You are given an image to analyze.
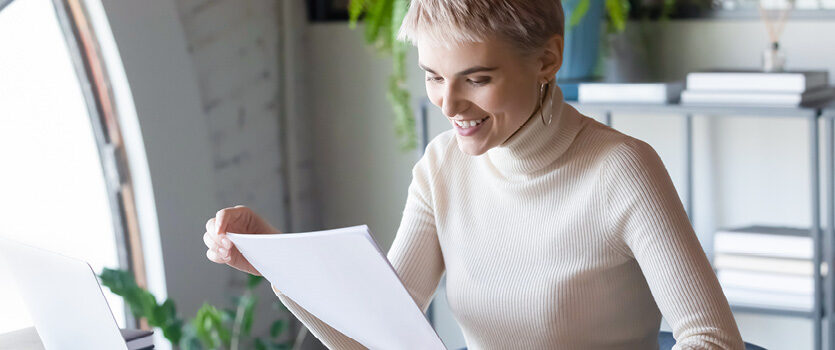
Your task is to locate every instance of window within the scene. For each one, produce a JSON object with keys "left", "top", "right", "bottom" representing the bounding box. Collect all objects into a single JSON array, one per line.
[{"left": 0, "top": 0, "right": 143, "bottom": 333}]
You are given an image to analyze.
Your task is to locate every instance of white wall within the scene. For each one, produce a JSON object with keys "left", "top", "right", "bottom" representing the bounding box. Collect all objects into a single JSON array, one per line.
[
  {"left": 306, "top": 24, "right": 421, "bottom": 251},
  {"left": 305, "top": 19, "right": 835, "bottom": 350}
]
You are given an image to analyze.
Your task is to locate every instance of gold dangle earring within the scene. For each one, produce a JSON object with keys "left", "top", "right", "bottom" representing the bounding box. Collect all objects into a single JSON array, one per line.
[
  {"left": 540, "top": 80, "right": 554, "bottom": 126},
  {"left": 546, "top": 79, "right": 556, "bottom": 125},
  {"left": 535, "top": 81, "right": 546, "bottom": 121}
]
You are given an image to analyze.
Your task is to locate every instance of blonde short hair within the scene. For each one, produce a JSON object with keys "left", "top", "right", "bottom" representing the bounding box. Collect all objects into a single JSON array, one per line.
[{"left": 397, "top": 0, "right": 564, "bottom": 53}]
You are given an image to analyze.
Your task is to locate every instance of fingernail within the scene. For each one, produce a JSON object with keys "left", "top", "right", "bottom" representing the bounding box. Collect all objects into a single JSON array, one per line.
[
  {"left": 222, "top": 238, "right": 231, "bottom": 247},
  {"left": 218, "top": 248, "right": 227, "bottom": 255}
]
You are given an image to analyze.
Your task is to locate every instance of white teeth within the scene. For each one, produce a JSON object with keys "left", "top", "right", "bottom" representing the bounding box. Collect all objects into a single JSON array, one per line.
[{"left": 455, "top": 117, "right": 488, "bottom": 129}]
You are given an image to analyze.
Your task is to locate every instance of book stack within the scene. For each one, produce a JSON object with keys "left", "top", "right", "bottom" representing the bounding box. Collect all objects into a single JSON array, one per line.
[
  {"left": 682, "top": 70, "right": 835, "bottom": 107},
  {"left": 713, "top": 225, "right": 824, "bottom": 312},
  {"left": 577, "top": 82, "right": 683, "bottom": 104}
]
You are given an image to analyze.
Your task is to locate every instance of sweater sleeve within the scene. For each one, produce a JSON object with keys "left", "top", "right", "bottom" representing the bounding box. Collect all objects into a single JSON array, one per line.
[
  {"left": 272, "top": 137, "right": 446, "bottom": 349},
  {"left": 605, "top": 139, "right": 745, "bottom": 350}
]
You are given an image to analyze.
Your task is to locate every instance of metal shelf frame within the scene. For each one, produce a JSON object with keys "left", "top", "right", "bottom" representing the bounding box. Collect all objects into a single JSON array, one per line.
[{"left": 570, "top": 101, "right": 834, "bottom": 350}]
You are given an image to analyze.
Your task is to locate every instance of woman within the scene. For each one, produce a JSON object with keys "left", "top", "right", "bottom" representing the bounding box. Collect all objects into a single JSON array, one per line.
[{"left": 203, "top": 0, "right": 745, "bottom": 348}]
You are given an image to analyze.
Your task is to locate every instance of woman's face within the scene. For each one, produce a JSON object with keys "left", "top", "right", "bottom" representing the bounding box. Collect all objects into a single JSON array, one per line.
[{"left": 418, "top": 36, "right": 561, "bottom": 155}]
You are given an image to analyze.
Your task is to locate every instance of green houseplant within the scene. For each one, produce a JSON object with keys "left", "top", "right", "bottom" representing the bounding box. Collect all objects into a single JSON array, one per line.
[
  {"left": 99, "top": 268, "right": 305, "bottom": 350},
  {"left": 346, "top": 0, "right": 694, "bottom": 148}
]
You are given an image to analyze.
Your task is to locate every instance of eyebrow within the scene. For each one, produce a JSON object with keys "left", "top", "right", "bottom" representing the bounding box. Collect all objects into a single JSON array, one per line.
[{"left": 419, "top": 63, "right": 498, "bottom": 76}]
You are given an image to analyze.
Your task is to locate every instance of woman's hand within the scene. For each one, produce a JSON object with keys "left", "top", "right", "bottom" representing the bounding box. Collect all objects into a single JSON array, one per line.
[{"left": 203, "top": 205, "right": 281, "bottom": 276}]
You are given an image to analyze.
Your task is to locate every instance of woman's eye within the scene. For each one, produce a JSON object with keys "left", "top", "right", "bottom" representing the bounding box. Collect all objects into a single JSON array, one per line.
[
  {"left": 467, "top": 78, "right": 490, "bottom": 86},
  {"left": 426, "top": 76, "right": 444, "bottom": 83}
]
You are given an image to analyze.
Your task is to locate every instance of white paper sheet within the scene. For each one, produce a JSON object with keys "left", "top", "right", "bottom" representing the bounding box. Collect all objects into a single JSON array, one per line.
[{"left": 227, "top": 225, "right": 447, "bottom": 350}]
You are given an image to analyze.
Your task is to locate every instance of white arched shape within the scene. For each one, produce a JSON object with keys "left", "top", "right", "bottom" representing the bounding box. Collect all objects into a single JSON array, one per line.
[
  {"left": 82, "top": 0, "right": 227, "bottom": 348},
  {"left": 82, "top": 0, "right": 167, "bottom": 311}
]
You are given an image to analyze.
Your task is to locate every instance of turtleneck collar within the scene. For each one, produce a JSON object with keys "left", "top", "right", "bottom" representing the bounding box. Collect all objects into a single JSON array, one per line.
[{"left": 484, "top": 87, "right": 584, "bottom": 180}]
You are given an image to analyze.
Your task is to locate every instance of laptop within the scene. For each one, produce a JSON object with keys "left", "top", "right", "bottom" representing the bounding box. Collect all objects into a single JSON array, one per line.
[{"left": 0, "top": 238, "right": 153, "bottom": 349}]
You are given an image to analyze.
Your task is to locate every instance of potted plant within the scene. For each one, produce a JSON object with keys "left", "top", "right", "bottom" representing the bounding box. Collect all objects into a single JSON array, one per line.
[{"left": 99, "top": 268, "right": 305, "bottom": 350}]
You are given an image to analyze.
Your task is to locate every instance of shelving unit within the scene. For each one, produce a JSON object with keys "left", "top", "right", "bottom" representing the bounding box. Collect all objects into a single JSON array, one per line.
[
  {"left": 823, "top": 104, "right": 835, "bottom": 350},
  {"left": 568, "top": 100, "right": 835, "bottom": 350}
]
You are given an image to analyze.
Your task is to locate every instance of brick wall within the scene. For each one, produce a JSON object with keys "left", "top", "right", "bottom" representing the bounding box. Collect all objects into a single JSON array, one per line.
[{"left": 174, "top": 0, "right": 287, "bottom": 228}]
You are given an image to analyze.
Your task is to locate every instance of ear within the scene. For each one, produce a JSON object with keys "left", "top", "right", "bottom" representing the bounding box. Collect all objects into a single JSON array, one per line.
[{"left": 538, "top": 34, "right": 564, "bottom": 82}]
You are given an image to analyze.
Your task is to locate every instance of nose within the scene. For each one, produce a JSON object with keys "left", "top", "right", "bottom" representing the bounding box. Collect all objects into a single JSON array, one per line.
[{"left": 440, "top": 83, "right": 467, "bottom": 118}]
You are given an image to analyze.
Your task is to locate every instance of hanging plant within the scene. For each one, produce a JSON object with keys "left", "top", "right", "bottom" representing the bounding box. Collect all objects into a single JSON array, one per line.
[{"left": 348, "top": 0, "right": 415, "bottom": 150}]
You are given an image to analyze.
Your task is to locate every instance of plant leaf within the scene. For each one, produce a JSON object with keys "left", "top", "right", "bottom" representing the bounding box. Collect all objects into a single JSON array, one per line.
[
  {"left": 154, "top": 299, "right": 177, "bottom": 324},
  {"left": 348, "top": 0, "right": 367, "bottom": 27},
  {"left": 99, "top": 268, "right": 184, "bottom": 344},
  {"left": 568, "top": 0, "right": 591, "bottom": 29},
  {"left": 221, "top": 308, "right": 236, "bottom": 323},
  {"left": 247, "top": 275, "right": 264, "bottom": 289},
  {"left": 270, "top": 320, "right": 287, "bottom": 338},
  {"left": 387, "top": 72, "right": 416, "bottom": 150},
  {"left": 365, "top": 0, "right": 394, "bottom": 52},
  {"left": 661, "top": 0, "right": 675, "bottom": 20},
  {"left": 241, "top": 294, "right": 258, "bottom": 336},
  {"left": 193, "top": 303, "right": 230, "bottom": 348},
  {"left": 254, "top": 338, "right": 268, "bottom": 350},
  {"left": 364, "top": 0, "right": 386, "bottom": 44},
  {"left": 605, "top": 0, "right": 629, "bottom": 33},
  {"left": 390, "top": 0, "right": 409, "bottom": 46},
  {"left": 273, "top": 301, "right": 287, "bottom": 311}
]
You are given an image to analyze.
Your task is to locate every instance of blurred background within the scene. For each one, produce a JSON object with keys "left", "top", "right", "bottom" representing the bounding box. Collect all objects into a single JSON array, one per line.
[{"left": 1, "top": 0, "right": 835, "bottom": 349}]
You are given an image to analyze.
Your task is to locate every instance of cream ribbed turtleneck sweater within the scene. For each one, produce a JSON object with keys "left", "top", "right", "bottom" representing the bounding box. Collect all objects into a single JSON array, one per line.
[{"left": 274, "top": 93, "right": 744, "bottom": 349}]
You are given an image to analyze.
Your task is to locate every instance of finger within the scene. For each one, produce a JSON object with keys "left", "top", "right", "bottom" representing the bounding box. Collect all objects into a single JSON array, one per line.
[
  {"left": 203, "top": 231, "right": 218, "bottom": 250},
  {"left": 217, "top": 245, "right": 230, "bottom": 258},
  {"left": 205, "top": 218, "right": 222, "bottom": 246},
  {"left": 227, "top": 247, "right": 254, "bottom": 273},
  {"left": 215, "top": 208, "right": 237, "bottom": 235},
  {"left": 219, "top": 235, "right": 232, "bottom": 249},
  {"left": 206, "top": 249, "right": 228, "bottom": 264},
  {"left": 205, "top": 217, "right": 215, "bottom": 233}
]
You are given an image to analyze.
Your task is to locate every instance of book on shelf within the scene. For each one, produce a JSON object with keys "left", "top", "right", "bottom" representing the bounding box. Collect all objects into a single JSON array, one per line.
[
  {"left": 713, "top": 253, "right": 827, "bottom": 276},
  {"left": 686, "top": 70, "right": 829, "bottom": 93},
  {"left": 121, "top": 329, "right": 154, "bottom": 350},
  {"left": 722, "top": 285, "right": 813, "bottom": 312},
  {"left": 577, "top": 82, "right": 683, "bottom": 104},
  {"left": 713, "top": 225, "right": 811, "bottom": 259},
  {"left": 680, "top": 86, "right": 835, "bottom": 107},
  {"left": 712, "top": 225, "right": 825, "bottom": 313},
  {"left": 717, "top": 269, "right": 813, "bottom": 295}
]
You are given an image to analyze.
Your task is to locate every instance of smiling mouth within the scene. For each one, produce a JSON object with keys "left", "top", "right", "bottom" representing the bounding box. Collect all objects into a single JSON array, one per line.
[{"left": 453, "top": 116, "right": 490, "bottom": 129}]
